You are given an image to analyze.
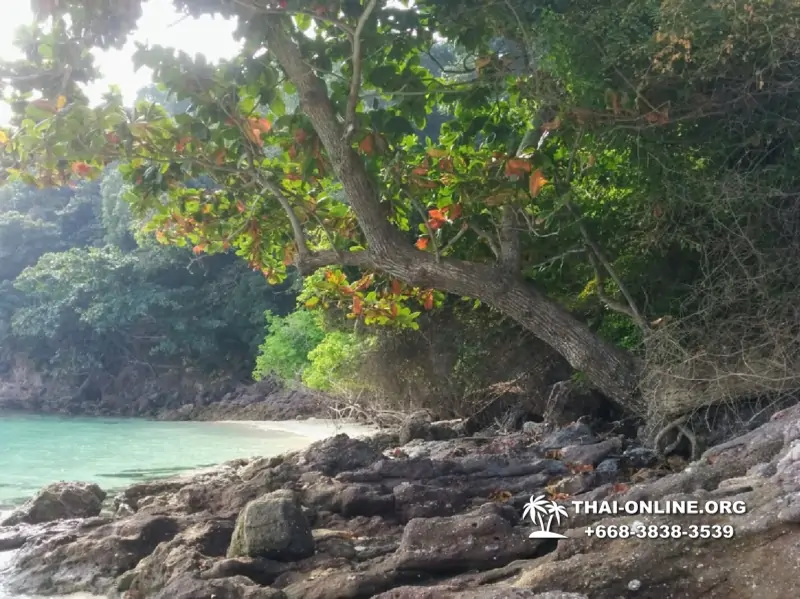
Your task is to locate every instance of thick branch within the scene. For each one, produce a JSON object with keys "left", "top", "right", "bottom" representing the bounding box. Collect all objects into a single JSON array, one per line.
[
  {"left": 585, "top": 245, "right": 648, "bottom": 330},
  {"left": 344, "top": 0, "right": 380, "bottom": 142},
  {"left": 265, "top": 17, "right": 403, "bottom": 256},
  {"left": 262, "top": 178, "right": 311, "bottom": 258},
  {"left": 295, "top": 248, "right": 375, "bottom": 274}
]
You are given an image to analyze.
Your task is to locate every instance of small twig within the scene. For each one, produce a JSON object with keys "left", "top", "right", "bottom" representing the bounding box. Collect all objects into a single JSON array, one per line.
[
  {"left": 344, "top": 0, "right": 379, "bottom": 143},
  {"left": 470, "top": 223, "right": 500, "bottom": 258},
  {"left": 440, "top": 222, "right": 469, "bottom": 255}
]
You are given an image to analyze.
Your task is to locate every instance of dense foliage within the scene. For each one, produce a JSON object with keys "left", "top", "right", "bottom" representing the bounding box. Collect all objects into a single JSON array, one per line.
[
  {"left": 3, "top": 0, "right": 800, "bottom": 430},
  {"left": 0, "top": 167, "right": 295, "bottom": 385}
]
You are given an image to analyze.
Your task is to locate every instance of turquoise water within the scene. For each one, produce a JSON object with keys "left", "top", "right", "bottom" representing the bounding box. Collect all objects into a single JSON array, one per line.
[{"left": 0, "top": 412, "right": 312, "bottom": 509}]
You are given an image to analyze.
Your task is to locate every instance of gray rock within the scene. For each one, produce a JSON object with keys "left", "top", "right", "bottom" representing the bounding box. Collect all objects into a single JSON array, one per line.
[
  {"left": 393, "top": 503, "right": 545, "bottom": 573},
  {"left": 540, "top": 422, "right": 597, "bottom": 450},
  {"left": 560, "top": 437, "right": 622, "bottom": 466},
  {"left": 622, "top": 446, "right": 659, "bottom": 469},
  {"left": 0, "top": 482, "right": 106, "bottom": 526},
  {"left": 227, "top": 490, "right": 315, "bottom": 561},
  {"left": 399, "top": 410, "right": 433, "bottom": 445},
  {"left": 301, "top": 434, "right": 383, "bottom": 476}
]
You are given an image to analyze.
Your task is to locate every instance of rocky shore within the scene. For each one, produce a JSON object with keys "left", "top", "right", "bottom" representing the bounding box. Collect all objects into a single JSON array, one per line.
[{"left": 1, "top": 404, "right": 799, "bottom": 599}]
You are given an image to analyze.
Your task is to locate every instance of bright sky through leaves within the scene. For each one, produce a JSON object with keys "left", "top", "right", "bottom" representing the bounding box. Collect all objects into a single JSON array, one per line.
[{"left": 0, "top": 0, "right": 241, "bottom": 124}]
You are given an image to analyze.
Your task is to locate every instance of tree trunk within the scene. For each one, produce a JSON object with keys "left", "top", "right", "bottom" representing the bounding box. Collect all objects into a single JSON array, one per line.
[{"left": 265, "top": 20, "right": 642, "bottom": 408}]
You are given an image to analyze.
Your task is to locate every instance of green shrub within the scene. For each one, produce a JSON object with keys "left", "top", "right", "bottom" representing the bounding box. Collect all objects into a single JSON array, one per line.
[{"left": 252, "top": 309, "right": 325, "bottom": 382}]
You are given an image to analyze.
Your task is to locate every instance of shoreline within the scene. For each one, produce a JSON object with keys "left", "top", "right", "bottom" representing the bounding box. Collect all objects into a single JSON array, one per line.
[{"left": 213, "top": 417, "right": 382, "bottom": 442}]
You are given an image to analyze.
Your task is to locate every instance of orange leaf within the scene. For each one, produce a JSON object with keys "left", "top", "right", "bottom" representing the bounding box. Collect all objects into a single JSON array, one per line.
[
  {"left": 426, "top": 148, "right": 447, "bottom": 158},
  {"left": 475, "top": 56, "right": 492, "bottom": 72},
  {"left": 192, "top": 244, "right": 206, "bottom": 255},
  {"left": 428, "top": 208, "right": 447, "bottom": 222},
  {"left": 294, "top": 129, "right": 308, "bottom": 143},
  {"left": 412, "top": 167, "right": 429, "bottom": 176},
  {"left": 438, "top": 157, "right": 454, "bottom": 172},
  {"left": 609, "top": 91, "right": 621, "bottom": 115},
  {"left": 505, "top": 158, "right": 532, "bottom": 177},
  {"left": 252, "top": 117, "right": 272, "bottom": 133},
  {"left": 390, "top": 302, "right": 399, "bottom": 319},
  {"left": 352, "top": 295, "right": 364, "bottom": 315},
  {"left": 236, "top": 200, "right": 246, "bottom": 213},
  {"left": 529, "top": 169, "right": 548, "bottom": 197},
  {"left": 282, "top": 245, "right": 295, "bottom": 266},
  {"left": 70, "top": 162, "right": 91, "bottom": 176},
  {"left": 214, "top": 150, "right": 225, "bottom": 165},
  {"left": 415, "top": 237, "right": 429, "bottom": 250},
  {"left": 105, "top": 132, "right": 121, "bottom": 145},
  {"left": 443, "top": 204, "right": 462, "bottom": 219},
  {"left": 358, "top": 134, "right": 375, "bottom": 155},
  {"left": 391, "top": 280, "right": 402, "bottom": 295},
  {"left": 423, "top": 293, "right": 434, "bottom": 311}
]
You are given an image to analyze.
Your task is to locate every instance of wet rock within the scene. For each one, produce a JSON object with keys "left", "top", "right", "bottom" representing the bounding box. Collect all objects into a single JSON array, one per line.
[
  {"left": 301, "top": 434, "right": 383, "bottom": 476},
  {"left": 594, "top": 458, "right": 620, "bottom": 483},
  {"left": 228, "top": 490, "right": 315, "bottom": 561},
  {"left": 1, "top": 481, "right": 106, "bottom": 526},
  {"left": 200, "top": 557, "right": 287, "bottom": 585},
  {"left": 539, "top": 423, "right": 596, "bottom": 450}
]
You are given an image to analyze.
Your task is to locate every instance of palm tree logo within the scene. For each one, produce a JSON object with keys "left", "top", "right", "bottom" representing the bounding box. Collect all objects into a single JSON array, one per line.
[{"left": 522, "top": 494, "right": 569, "bottom": 539}]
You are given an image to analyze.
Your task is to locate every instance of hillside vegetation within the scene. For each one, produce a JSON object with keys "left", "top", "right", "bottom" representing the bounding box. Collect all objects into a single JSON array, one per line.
[{"left": 1, "top": 0, "right": 799, "bottom": 440}]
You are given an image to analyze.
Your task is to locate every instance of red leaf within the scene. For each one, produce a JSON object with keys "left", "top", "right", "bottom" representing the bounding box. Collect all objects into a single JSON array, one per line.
[
  {"left": 529, "top": 169, "right": 548, "bottom": 197},
  {"left": 505, "top": 158, "right": 532, "bottom": 177},
  {"left": 192, "top": 244, "right": 206, "bottom": 255},
  {"left": 70, "top": 162, "right": 91, "bottom": 176},
  {"left": 358, "top": 134, "right": 375, "bottom": 155},
  {"left": 423, "top": 293, "right": 434, "bottom": 311},
  {"left": 391, "top": 280, "right": 402, "bottom": 295},
  {"left": 415, "top": 237, "right": 429, "bottom": 250},
  {"left": 352, "top": 295, "right": 363, "bottom": 315}
]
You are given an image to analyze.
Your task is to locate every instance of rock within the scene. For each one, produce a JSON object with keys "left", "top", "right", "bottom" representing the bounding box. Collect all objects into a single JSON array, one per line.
[
  {"left": 2, "top": 513, "right": 181, "bottom": 596},
  {"left": 301, "top": 434, "right": 383, "bottom": 476},
  {"left": 0, "top": 525, "right": 31, "bottom": 550},
  {"left": 399, "top": 410, "right": 433, "bottom": 445},
  {"left": 393, "top": 503, "right": 547, "bottom": 573},
  {"left": 621, "top": 446, "right": 659, "bottom": 469},
  {"left": 374, "top": 590, "right": 587, "bottom": 599},
  {"left": 559, "top": 437, "right": 622, "bottom": 466},
  {"left": 539, "top": 423, "right": 597, "bottom": 450},
  {"left": 138, "top": 573, "right": 287, "bottom": 599},
  {"left": 227, "top": 490, "right": 315, "bottom": 561},
  {"left": 523, "top": 421, "right": 553, "bottom": 437},
  {"left": 337, "top": 484, "right": 395, "bottom": 518},
  {"left": 0, "top": 481, "right": 106, "bottom": 526}
]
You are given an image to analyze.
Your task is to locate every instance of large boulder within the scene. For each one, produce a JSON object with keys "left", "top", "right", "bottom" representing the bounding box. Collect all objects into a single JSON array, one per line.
[
  {"left": 0, "top": 481, "right": 106, "bottom": 526},
  {"left": 227, "top": 490, "right": 315, "bottom": 561}
]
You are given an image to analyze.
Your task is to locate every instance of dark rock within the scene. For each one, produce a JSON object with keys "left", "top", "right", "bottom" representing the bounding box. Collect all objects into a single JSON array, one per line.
[
  {"left": 145, "top": 573, "right": 287, "bottom": 599},
  {"left": 227, "top": 490, "right": 315, "bottom": 561},
  {"left": 392, "top": 482, "right": 468, "bottom": 521},
  {"left": 3, "top": 513, "right": 181, "bottom": 596},
  {"left": 1, "top": 481, "right": 106, "bottom": 526},
  {"left": 200, "top": 557, "right": 287, "bottom": 585},
  {"left": 621, "top": 446, "right": 659, "bottom": 469},
  {"left": 393, "top": 503, "right": 548, "bottom": 573},
  {"left": 559, "top": 437, "right": 622, "bottom": 466},
  {"left": 337, "top": 484, "right": 395, "bottom": 518},
  {"left": 399, "top": 410, "right": 433, "bottom": 445},
  {"left": 539, "top": 423, "right": 597, "bottom": 450},
  {"left": 302, "top": 434, "right": 384, "bottom": 476}
]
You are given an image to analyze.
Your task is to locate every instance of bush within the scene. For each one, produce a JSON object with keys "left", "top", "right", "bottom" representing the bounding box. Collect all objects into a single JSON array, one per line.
[{"left": 253, "top": 309, "right": 326, "bottom": 383}]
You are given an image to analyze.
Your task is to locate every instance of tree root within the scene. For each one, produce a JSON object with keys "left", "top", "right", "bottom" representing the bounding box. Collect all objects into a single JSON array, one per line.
[{"left": 653, "top": 414, "right": 699, "bottom": 460}]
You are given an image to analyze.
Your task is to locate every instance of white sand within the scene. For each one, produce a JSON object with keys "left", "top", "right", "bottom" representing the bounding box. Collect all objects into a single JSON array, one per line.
[{"left": 216, "top": 418, "right": 382, "bottom": 442}]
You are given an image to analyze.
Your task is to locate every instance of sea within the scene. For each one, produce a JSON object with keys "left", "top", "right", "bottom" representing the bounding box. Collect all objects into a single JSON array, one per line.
[{"left": 0, "top": 411, "right": 341, "bottom": 599}]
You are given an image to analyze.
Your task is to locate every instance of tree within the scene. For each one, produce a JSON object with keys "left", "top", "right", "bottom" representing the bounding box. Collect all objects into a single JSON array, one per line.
[{"left": 7, "top": 0, "right": 799, "bottom": 417}]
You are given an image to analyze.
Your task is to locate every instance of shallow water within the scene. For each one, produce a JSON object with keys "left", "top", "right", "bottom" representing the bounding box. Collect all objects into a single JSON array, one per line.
[{"left": 0, "top": 411, "right": 322, "bottom": 598}]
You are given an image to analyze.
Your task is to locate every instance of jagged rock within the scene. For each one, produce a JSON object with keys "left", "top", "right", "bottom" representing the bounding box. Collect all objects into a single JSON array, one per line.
[
  {"left": 621, "top": 446, "right": 660, "bottom": 469},
  {"left": 135, "top": 572, "right": 287, "bottom": 599},
  {"left": 393, "top": 503, "right": 547, "bottom": 573},
  {"left": 228, "top": 490, "right": 315, "bottom": 561},
  {"left": 1, "top": 481, "right": 106, "bottom": 526},
  {"left": 399, "top": 410, "right": 433, "bottom": 445},
  {"left": 539, "top": 422, "right": 596, "bottom": 450},
  {"left": 2, "top": 513, "right": 181, "bottom": 596},
  {"left": 559, "top": 437, "right": 622, "bottom": 466},
  {"left": 301, "top": 434, "right": 384, "bottom": 476},
  {"left": 374, "top": 589, "right": 587, "bottom": 599}
]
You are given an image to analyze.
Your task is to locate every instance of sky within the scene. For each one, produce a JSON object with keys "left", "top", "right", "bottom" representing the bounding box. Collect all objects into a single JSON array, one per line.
[{"left": 0, "top": 0, "right": 242, "bottom": 123}]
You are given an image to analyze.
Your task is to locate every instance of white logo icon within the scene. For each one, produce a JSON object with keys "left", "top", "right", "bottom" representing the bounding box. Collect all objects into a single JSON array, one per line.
[{"left": 522, "top": 494, "right": 569, "bottom": 539}]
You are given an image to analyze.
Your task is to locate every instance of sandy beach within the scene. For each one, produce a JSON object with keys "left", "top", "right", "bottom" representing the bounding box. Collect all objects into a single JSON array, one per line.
[{"left": 215, "top": 418, "right": 382, "bottom": 442}]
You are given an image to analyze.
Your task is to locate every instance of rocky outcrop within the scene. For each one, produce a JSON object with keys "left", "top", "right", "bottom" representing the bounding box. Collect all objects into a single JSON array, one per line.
[
  {"left": 0, "top": 481, "right": 106, "bottom": 526},
  {"left": 227, "top": 490, "right": 315, "bottom": 560},
  {"left": 2, "top": 403, "right": 800, "bottom": 598}
]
